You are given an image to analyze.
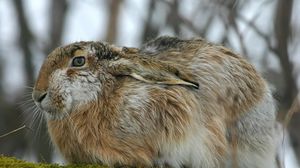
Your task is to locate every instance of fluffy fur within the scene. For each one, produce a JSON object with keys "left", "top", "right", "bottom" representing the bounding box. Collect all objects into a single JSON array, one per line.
[{"left": 32, "top": 36, "right": 277, "bottom": 167}]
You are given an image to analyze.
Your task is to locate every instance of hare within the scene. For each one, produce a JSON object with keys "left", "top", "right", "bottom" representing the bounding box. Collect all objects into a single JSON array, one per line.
[{"left": 32, "top": 36, "right": 277, "bottom": 168}]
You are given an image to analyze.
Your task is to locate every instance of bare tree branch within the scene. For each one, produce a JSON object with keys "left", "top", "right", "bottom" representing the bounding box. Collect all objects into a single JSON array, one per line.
[{"left": 237, "top": 15, "right": 277, "bottom": 54}]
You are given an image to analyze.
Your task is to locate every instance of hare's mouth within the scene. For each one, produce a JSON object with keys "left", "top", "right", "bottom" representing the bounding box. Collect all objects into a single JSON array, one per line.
[
  {"left": 33, "top": 90, "right": 69, "bottom": 119},
  {"left": 39, "top": 103, "right": 69, "bottom": 120}
]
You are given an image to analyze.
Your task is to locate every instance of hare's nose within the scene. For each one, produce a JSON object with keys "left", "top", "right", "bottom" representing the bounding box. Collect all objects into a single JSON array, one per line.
[{"left": 32, "top": 90, "right": 47, "bottom": 103}]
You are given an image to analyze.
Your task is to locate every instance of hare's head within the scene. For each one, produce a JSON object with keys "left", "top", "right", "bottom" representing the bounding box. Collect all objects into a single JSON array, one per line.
[{"left": 32, "top": 41, "right": 198, "bottom": 120}]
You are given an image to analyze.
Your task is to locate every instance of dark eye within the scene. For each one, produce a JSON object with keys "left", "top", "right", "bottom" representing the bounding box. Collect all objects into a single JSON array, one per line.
[{"left": 71, "top": 56, "right": 85, "bottom": 67}]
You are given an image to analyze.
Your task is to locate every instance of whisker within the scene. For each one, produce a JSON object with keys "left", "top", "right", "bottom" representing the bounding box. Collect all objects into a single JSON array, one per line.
[
  {"left": 22, "top": 90, "right": 33, "bottom": 95},
  {"left": 18, "top": 102, "right": 36, "bottom": 117},
  {"left": 18, "top": 100, "right": 37, "bottom": 126},
  {"left": 33, "top": 108, "right": 43, "bottom": 127},
  {"left": 20, "top": 95, "right": 33, "bottom": 100},
  {"left": 20, "top": 93, "right": 34, "bottom": 98},
  {"left": 20, "top": 106, "right": 36, "bottom": 122},
  {"left": 36, "top": 110, "right": 47, "bottom": 140},
  {"left": 32, "top": 109, "right": 43, "bottom": 140},
  {"left": 18, "top": 94, "right": 34, "bottom": 104},
  {"left": 21, "top": 86, "right": 34, "bottom": 90},
  {"left": 28, "top": 107, "right": 40, "bottom": 126},
  {"left": 17, "top": 99, "right": 34, "bottom": 107}
]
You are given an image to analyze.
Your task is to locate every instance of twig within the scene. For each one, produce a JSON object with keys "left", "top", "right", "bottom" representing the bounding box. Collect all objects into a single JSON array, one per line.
[
  {"left": 237, "top": 14, "right": 277, "bottom": 54},
  {"left": 159, "top": 0, "right": 206, "bottom": 36},
  {"left": 283, "top": 94, "right": 300, "bottom": 127},
  {"left": 0, "top": 125, "right": 32, "bottom": 138}
]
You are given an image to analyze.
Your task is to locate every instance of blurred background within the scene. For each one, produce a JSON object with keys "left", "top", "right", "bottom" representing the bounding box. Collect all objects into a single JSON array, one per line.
[{"left": 0, "top": 0, "right": 300, "bottom": 167}]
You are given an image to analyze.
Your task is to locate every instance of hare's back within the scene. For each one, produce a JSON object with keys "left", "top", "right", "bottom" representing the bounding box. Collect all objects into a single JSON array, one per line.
[{"left": 143, "top": 38, "right": 267, "bottom": 118}]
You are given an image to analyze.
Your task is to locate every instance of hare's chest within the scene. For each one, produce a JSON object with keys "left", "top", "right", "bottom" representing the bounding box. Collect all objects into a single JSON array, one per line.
[{"left": 47, "top": 120, "right": 101, "bottom": 163}]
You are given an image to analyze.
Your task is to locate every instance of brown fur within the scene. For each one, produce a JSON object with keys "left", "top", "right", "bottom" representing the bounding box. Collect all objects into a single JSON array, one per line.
[{"left": 32, "top": 36, "right": 276, "bottom": 168}]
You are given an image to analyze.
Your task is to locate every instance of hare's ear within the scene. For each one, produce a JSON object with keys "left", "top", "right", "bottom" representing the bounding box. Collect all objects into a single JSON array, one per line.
[{"left": 108, "top": 57, "right": 199, "bottom": 89}]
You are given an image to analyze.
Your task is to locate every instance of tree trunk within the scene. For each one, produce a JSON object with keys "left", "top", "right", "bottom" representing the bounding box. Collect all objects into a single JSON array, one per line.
[
  {"left": 274, "top": 0, "right": 300, "bottom": 165},
  {"left": 46, "top": 0, "right": 68, "bottom": 53},
  {"left": 105, "top": 0, "right": 122, "bottom": 43}
]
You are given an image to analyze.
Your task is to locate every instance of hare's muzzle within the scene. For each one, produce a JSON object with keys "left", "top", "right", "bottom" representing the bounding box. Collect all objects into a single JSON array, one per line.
[{"left": 32, "top": 90, "right": 47, "bottom": 105}]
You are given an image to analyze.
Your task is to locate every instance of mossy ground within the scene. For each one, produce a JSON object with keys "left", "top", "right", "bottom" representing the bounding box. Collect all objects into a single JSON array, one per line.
[{"left": 0, "top": 155, "right": 107, "bottom": 168}]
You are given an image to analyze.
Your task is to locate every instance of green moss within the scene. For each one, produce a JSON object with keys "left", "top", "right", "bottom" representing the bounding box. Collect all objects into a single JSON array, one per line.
[{"left": 0, "top": 155, "right": 107, "bottom": 168}]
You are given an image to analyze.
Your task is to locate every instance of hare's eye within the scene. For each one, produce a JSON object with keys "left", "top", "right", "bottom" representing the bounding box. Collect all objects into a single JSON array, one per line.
[{"left": 71, "top": 56, "right": 85, "bottom": 67}]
